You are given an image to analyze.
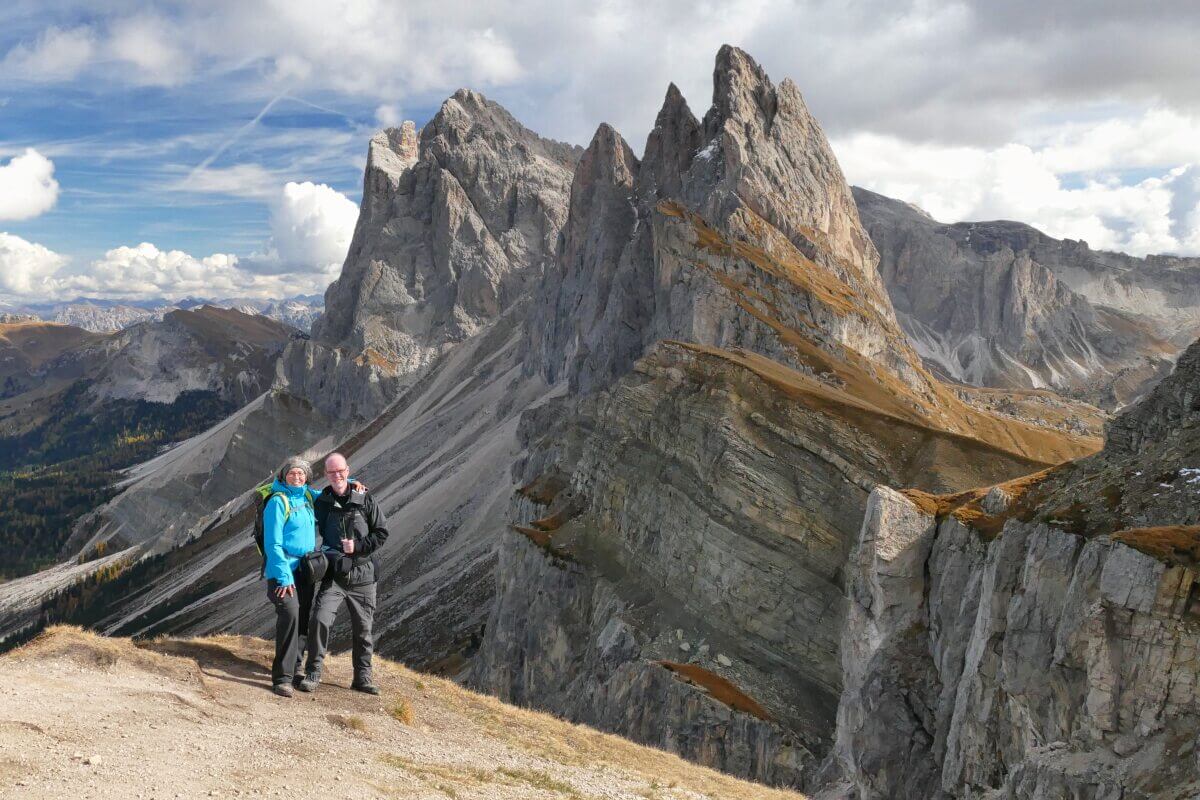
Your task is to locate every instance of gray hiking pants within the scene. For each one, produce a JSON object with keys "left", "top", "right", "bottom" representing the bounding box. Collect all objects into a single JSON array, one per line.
[
  {"left": 266, "top": 570, "right": 314, "bottom": 686},
  {"left": 305, "top": 578, "right": 377, "bottom": 682}
]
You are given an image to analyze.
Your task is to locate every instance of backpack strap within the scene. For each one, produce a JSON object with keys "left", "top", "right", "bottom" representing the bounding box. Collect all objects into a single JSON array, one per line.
[{"left": 270, "top": 492, "right": 292, "bottom": 520}]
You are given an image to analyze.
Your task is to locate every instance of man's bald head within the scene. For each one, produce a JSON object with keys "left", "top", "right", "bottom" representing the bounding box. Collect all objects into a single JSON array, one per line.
[{"left": 324, "top": 452, "right": 350, "bottom": 493}]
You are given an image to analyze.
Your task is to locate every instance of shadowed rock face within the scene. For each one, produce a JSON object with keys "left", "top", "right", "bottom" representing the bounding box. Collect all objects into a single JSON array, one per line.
[
  {"left": 833, "top": 338, "right": 1200, "bottom": 799},
  {"left": 856, "top": 186, "right": 1197, "bottom": 408}
]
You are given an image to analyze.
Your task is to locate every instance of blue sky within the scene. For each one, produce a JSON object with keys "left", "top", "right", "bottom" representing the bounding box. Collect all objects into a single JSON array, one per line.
[{"left": 2, "top": 1, "right": 1199, "bottom": 303}]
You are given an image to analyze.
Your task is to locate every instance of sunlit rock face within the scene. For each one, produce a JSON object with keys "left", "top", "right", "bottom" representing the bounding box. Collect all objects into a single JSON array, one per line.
[
  {"left": 832, "top": 339, "right": 1200, "bottom": 798},
  {"left": 315, "top": 99, "right": 580, "bottom": 374}
]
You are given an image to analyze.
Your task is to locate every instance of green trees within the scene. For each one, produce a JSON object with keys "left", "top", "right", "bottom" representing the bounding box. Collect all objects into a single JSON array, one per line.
[{"left": 0, "top": 386, "right": 236, "bottom": 579}]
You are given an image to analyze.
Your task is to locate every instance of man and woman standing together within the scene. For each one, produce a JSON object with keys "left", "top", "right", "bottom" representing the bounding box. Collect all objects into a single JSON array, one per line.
[{"left": 261, "top": 452, "right": 389, "bottom": 698}]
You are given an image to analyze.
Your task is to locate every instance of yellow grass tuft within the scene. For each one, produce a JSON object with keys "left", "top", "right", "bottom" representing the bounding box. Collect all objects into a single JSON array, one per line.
[
  {"left": 327, "top": 713, "right": 367, "bottom": 733},
  {"left": 389, "top": 698, "right": 415, "bottom": 725}
]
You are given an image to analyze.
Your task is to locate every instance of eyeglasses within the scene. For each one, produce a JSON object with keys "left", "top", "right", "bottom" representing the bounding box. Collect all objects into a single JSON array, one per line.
[{"left": 325, "top": 468, "right": 350, "bottom": 476}]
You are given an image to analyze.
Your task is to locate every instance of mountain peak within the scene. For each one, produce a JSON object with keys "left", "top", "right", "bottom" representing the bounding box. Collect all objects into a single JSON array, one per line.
[
  {"left": 706, "top": 45, "right": 778, "bottom": 137},
  {"left": 641, "top": 83, "right": 701, "bottom": 200},
  {"left": 692, "top": 46, "right": 881, "bottom": 287},
  {"left": 368, "top": 120, "right": 419, "bottom": 178}
]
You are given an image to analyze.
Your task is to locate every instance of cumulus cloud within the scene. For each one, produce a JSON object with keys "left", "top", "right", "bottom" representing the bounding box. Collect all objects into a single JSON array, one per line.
[
  {"left": 0, "top": 233, "right": 68, "bottom": 297},
  {"left": 270, "top": 181, "right": 358, "bottom": 270},
  {"left": 245, "top": 181, "right": 358, "bottom": 277},
  {"left": 0, "top": 149, "right": 60, "bottom": 221},
  {"left": 53, "top": 243, "right": 311, "bottom": 301}
]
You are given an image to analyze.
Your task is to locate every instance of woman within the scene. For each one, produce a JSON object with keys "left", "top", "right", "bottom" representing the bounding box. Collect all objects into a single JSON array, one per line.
[{"left": 263, "top": 456, "right": 318, "bottom": 697}]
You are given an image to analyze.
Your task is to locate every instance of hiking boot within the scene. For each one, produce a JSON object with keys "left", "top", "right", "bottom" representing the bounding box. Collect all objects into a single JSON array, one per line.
[
  {"left": 351, "top": 679, "right": 380, "bottom": 695},
  {"left": 272, "top": 682, "right": 294, "bottom": 698},
  {"left": 297, "top": 673, "right": 321, "bottom": 693}
]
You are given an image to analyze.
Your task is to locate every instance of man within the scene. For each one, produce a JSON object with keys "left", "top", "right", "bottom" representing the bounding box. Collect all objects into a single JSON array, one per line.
[{"left": 298, "top": 452, "right": 389, "bottom": 695}]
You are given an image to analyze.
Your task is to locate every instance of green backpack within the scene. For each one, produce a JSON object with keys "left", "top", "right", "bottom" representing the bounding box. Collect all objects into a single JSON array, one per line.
[{"left": 251, "top": 483, "right": 314, "bottom": 578}]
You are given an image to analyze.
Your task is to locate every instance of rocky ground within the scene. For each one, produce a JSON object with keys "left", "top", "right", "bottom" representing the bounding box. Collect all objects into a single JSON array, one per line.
[{"left": 0, "top": 626, "right": 803, "bottom": 800}]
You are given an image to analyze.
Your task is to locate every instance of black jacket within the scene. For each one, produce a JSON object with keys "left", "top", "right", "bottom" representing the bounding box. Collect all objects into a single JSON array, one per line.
[{"left": 313, "top": 486, "right": 389, "bottom": 586}]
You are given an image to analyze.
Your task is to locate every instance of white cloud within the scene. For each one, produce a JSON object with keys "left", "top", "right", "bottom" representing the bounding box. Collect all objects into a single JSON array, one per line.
[
  {"left": 104, "top": 14, "right": 192, "bottom": 87},
  {"left": 249, "top": 181, "right": 358, "bottom": 276},
  {"left": 0, "top": 233, "right": 68, "bottom": 297},
  {"left": 56, "top": 243, "right": 309, "bottom": 300},
  {"left": 836, "top": 113, "right": 1200, "bottom": 255},
  {"left": 0, "top": 148, "right": 60, "bottom": 221},
  {"left": 172, "top": 163, "right": 280, "bottom": 200},
  {"left": 375, "top": 104, "right": 403, "bottom": 128},
  {"left": 0, "top": 25, "right": 96, "bottom": 81}
]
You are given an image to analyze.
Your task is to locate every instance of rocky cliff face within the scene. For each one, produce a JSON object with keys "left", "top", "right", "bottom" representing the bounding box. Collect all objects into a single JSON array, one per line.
[
  {"left": 831, "top": 338, "right": 1200, "bottom": 799},
  {"left": 856, "top": 187, "right": 1195, "bottom": 408},
  {"left": 280, "top": 97, "right": 578, "bottom": 424},
  {"left": 89, "top": 305, "right": 294, "bottom": 406},
  {"left": 469, "top": 46, "right": 1099, "bottom": 790}
]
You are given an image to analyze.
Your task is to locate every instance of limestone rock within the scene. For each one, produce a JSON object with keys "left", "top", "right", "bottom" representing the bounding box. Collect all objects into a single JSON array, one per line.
[
  {"left": 831, "top": 331, "right": 1200, "bottom": 799},
  {"left": 315, "top": 91, "right": 580, "bottom": 372}
]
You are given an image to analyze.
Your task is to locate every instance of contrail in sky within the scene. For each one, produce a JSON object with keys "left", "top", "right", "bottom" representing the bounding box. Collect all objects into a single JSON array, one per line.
[{"left": 189, "top": 91, "right": 287, "bottom": 179}]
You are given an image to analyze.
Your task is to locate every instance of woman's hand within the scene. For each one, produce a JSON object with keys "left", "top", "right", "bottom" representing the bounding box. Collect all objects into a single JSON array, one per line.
[
  {"left": 350, "top": 481, "right": 367, "bottom": 492},
  {"left": 274, "top": 584, "right": 295, "bottom": 599}
]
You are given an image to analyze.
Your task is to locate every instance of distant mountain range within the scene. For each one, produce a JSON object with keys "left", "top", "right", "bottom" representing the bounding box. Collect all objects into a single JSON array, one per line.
[
  {"left": 856, "top": 186, "right": 1200, "bottom": 408},
  {"left": 1, "top": 295, "right": 324, "bottom": 333},
  {"left": 0, "top": 305, "right": 296, "bottom": 577}
]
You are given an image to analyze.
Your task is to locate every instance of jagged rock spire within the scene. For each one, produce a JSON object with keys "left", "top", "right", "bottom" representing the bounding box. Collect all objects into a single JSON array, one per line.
[
  {"left": 694, "top": 45, "right": 882, "bottom": 289},
  {"left": 641, "top": 83, "right": 701, "bottom": 200},
  {"left": 314, "top": 90, "right": 581, "bottom": 372},
  {"left": 529, "top": 45, "right": 919, "bottom": 399}
]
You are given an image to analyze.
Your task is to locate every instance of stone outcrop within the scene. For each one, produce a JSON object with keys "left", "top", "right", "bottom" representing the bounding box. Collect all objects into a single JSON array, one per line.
[
  {"left": 831, "top": 338, "right": 1200, "bottom": 799},
  {"left": 856, "top": 186, "right": 1195, "bottom": 407}
]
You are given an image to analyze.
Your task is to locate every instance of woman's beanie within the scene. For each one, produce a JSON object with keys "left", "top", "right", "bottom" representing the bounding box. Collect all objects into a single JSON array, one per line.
[{"left": 277, "top": 456, "right": 312, "bottom": 483}]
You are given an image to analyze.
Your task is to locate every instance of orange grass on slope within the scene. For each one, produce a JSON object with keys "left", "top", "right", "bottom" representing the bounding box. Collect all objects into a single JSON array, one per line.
[
  {"left": 656, "top": 203, "right": 1100, "bottom": 466},
  {"left": 1112, "top": 526, "right": 1200, "bottom": 568},
  {"left": 657, "top": 661, "right": 773, "bottom": 721}
]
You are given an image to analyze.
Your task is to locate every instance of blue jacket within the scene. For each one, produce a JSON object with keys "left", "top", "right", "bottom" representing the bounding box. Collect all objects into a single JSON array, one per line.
[{"left": 262, "top": 479, "right": 317, "bottom": 586}]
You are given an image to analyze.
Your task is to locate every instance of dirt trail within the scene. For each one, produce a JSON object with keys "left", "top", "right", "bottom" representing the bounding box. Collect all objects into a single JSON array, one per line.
[{"left": 0, "top": 627, "right": 804, "bottom": 800}]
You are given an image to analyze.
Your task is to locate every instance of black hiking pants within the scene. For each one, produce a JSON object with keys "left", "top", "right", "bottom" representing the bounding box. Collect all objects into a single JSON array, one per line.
[
  {"left": 305, "top": 578, "right": 377, "bottom": 683},
  {"left": 267, "top": 568, "right": 315, "bottom": 686}
]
